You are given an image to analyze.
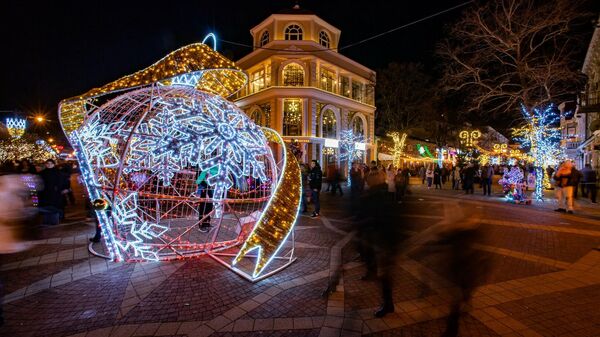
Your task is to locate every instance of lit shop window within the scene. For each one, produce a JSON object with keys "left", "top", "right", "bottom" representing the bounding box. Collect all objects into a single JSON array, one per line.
[
  {"left": 283, "top": 99, "right": 302, "bottom": 136},
  {"left": 282, "top": 63, "right": 305, "bottom": 86}
]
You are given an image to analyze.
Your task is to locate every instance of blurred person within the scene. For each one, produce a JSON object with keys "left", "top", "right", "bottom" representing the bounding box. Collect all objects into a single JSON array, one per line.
[
  {"left": 481, "top": 164, "right": 494, "bottom": 196},
  {"left": 451, "top": 166, "right": 460, "bottom": 190},
  {"left": 330, "top": 165, "right": 343, "bottom": 196},
  {"left": 18, "top": 159, "right": 37, "bottom": 174},
  {"left": 462, "top": 163, "right": 475, "bottom": 194},
  {"left": 60, "top": 163, "right": 76, "bottom": 207},
  {"left": 349, "top": 162, "right": 363, "bottom": 196},
  {"left": 0, "top": 174, "right": 40, "bottom": 326},
  {"left": 308, "top": 160, "right": 322, "bottom": 218},
  {"left": 426, "top": 165, "right": 434, "bottom": 189},
  {"left": 394, "top": 167, "right": 410, "bottom": 202},
  {"left": 357, "top": 171, "right": 410, "bottom": 317},
  {"left": 581, "top": 164, "right": 597, "bottom": 203},
  {"left": 571, "top": 164, "right": 582, "bottom": 200},
  {"left": 554, "top": 161, "right": 575, "bottom": 214},
  {"left": 38, "top": 159, "right": 69, "bottom": 225},
  {"left": 434, "top": 166, "right": 442, "bottom": 189},
  {"left": 300, "top": 163, "right": 309, "bottom": 212},
  {"left": 195, "top": 171, "right": 214, "bottom": 232},
  {"left": 386, "top": 164, "right": 396, "bottom": 200},
  {"left": 402, "top": 206, "right": 491, "bottom": 336},
  {"left": 419, "top": 165, "right": 426, "bottom": 184}
]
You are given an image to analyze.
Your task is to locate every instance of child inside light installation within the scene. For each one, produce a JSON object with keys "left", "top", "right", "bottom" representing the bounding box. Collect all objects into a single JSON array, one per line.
[{"left": 58, "top": 35, "right": 302, "bottom": 281}]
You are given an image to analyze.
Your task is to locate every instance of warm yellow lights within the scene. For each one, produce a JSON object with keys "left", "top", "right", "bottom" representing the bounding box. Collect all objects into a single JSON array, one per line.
[
  {"left": 388, "top": 132, "right": 407, "bottom": 168},
  {"left": 459, "top": 129, "right": 481, "bottom": 147},
  {"left": 59, "top": 43, "right": 248, "bottom": 136},
  {"left": 233, "top": 127, "right": 302, "bottom": 277}
]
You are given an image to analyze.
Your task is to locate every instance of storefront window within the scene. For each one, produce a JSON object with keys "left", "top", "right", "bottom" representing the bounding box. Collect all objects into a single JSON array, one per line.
[{"left": 283, "top": 99, "right": 302, "bottom": 136}]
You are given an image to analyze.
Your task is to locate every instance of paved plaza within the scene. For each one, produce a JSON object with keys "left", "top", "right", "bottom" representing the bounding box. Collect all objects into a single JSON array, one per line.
[{"left": 1, "top": 180, "right": 600, "bottom": 337}]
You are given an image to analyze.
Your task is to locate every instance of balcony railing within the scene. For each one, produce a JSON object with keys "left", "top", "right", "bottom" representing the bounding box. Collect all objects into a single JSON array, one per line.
[
  {"left": 579, "top": 89, "right": 600, "bottom": 112},
  {"left": 566, "top": 141, "right": 581, "bottom": 150}
]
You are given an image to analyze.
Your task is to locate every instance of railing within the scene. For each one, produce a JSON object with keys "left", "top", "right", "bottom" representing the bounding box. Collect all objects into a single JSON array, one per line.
[
  {"left": 580, "top": 89, "right": 600, "bottom": 108},
  {"left": 566, "top": 141, "right": 581, "bottom": 150}
]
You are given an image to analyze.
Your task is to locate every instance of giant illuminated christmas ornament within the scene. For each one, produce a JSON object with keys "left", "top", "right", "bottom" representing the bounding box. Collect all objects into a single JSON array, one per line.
[
  {"left": 58, "top": 36, "right": 301, "bottom": 281},
  {"left": 513, "top": 104, "right": 562, "bottom": 201}
]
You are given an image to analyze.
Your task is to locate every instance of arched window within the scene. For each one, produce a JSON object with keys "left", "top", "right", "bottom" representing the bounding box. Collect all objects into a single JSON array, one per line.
[
  {"left": 282, "top": 63, "right": 305, "bottom": 86},
  {"left": 321, "top": 109, "right": 337, "bottom": 139},
  {"left": 283, "top": 99, "right": 302, "bottom": 136},
  {"left": 319, "top": 31, "right": 330, "bottom": 48},
  {"left": 351, "top": 115, "right": 365, "bottom": 137},
  {"left": 249, "top": 109, "right": 263, "bottom": 126},
  {"left": 259, "top": 31, "right": 269, "bottom": 47},
  {"left": 284, "top": 24, "right": 303, "bottom": 40}
]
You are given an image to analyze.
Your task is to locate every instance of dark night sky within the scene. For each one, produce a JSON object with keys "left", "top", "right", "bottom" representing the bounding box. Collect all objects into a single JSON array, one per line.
[
  {"left": 0, "top": 0, "right": 467, "bottom": 115},
  {"left": 0, "top": 0, "right": 598, "bottom": 141}
]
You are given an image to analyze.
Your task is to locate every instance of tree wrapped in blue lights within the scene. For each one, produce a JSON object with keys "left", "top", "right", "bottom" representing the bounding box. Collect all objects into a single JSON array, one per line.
[
  {"left": 339, "top": 129, "right": 364, "bottom": 185},
  {"left": 513, "top": 104, "right": 562, "bottom": 200}
]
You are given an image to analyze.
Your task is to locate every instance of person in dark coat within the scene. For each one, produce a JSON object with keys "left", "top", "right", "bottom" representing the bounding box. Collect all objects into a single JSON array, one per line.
[
  {"left": 308, "top": 160, "right": 323, "bottom": 217},
  {"left": 38, "top": 159, "right": 68, "bottom": 225},
  {"left": 434, "top": 166, "right": 442, "bottom": 189},
  {"left": 462, "top": 164, "right": 475, "bottom": 194},
  {"left": 196, "top": 171, "right": 214, "bottom": 232},
  {"left": 581, "top": 164, "right": 597, "bottom": 203}
]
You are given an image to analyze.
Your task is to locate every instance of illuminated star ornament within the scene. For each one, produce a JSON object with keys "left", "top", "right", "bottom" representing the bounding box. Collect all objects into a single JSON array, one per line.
[{"left": 58, "top": 34, "right": 301, "bottom": 281}]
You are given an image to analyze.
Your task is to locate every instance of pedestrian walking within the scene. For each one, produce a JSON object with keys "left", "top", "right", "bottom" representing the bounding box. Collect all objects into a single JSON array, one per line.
[
  {"left": 419, "top": 165, "right": 426, "bottom": 185},
  {"left": 386, "top": 164, "right": 396, "bottom": 200},
  {"left": 434, "top": 166, "right": 442, "bottom": 189},
  {"left": 308, "top": 160, "right": 323, "bottom": 218},
  {"left": 481, "top": 164, "right": 494, "bottom": 196},
  {"left": 426, "top": 165, "right": 434, "bottom": 189},
  {"left": 451, "top": 166, "right": 460, "bottom": 190},
  {"left": 462, "top": 163, "right": 475, "bottom": 194},
  {"left": 581, "top": 164, "right": 597, "bottom": 203},
  {"left": 38, "top": 159, "right": 69, "bottom": 225},
  {"left": 553, "top": 161, "right": 575, "bottom": 214}
]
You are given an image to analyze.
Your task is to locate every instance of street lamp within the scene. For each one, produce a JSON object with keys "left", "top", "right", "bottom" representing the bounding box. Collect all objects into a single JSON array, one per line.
[
  {"left": 48, "top": 138, "right": 54, "bottom": 143},
  {"left": 35, "top": 116, "right": 45, "bottom": 123}
]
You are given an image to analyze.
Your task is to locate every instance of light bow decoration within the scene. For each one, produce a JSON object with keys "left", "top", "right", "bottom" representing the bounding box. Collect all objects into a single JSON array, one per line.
[
  {"left": 6, "top": 118, "right": 27, "bottom": 138},
  {"left": 459, "top": 129, "right": 481, "bottom": 147},
  {"left": 58, "top": 36, "right": 301, "bottom": 281},
  {"left": 512, "top": 104, "right": 563, "bottom": 200}
]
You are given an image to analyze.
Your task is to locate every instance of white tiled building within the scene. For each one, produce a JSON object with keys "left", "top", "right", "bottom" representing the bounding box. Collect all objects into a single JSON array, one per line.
[{"left": 233, "top": 5, "right": 376, "bottom": 168}]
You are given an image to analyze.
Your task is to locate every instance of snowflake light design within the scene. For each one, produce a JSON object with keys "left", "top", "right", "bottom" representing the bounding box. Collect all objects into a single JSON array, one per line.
[
  {"left": 181, "top": 96, "right": 268, "bottom": 199},
  {"left": 77, "top": 113, "right": 124, "bottom": 169}
]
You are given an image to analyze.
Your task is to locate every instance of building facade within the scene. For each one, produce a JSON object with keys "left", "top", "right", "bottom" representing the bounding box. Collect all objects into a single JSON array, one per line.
[
  {"left": 573, "top": 15, "right": 600, "bottom": 170},
  {"left": 233, "top": 6, "right": 376, "bottom": 169}
]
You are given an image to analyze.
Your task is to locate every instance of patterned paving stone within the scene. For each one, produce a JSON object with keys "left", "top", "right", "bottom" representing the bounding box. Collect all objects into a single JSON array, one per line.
[
  {"left": 211, "top": 328, "right": 320, "bottom": 336},
  {"left": 0, "top": 264, "right": 134, "bottom": 337},
  {"left": 118, "top": 259, "right": 271, "bottom": 324},
  {"left": 365, "top": 314, "right": 500, "bottom": 337},
  {"left": 0, "top": 257, "right": 89, "bottom": 293},
  {"left": 410, "top": 249, "right": 562, "bottom": 287},
  {"left": 344, "top": 261, "right": 433, "bottom": 312},
  {"left": 496, "top": 284, "right": 600, "bottom": 337},
  {"left": 479, "top": 223, "right": 600, "bottom": 263},
  {"left": 242, "top": 278, "right": 328, "bottom": 319}
]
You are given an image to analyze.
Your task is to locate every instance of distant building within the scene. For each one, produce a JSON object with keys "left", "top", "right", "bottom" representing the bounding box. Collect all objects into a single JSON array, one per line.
[
  {"left": 233, "top": 5, "right": 376, "bottom": 168},
  {"left": 573, "top": 15, "right": 600, "bottom": 170}
]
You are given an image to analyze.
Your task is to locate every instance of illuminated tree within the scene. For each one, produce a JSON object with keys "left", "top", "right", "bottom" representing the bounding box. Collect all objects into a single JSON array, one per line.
[
  {"left": 513, "top": 104, "right": 562, "bottom": 200},
  {"left": 439, "top": 0, "right": 589, "bottom": 119},
  {"left": 339, "top": 129, "right": 364, "bottom": 185}
]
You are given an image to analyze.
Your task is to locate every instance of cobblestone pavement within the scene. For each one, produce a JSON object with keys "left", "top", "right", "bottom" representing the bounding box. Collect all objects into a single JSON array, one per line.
[{"left": 1, "top": 179, "right": 600, "bottom": 337}]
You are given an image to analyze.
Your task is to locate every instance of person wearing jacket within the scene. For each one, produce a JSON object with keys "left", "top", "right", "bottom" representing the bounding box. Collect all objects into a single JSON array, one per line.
[
  {"left": 554, "top": 161, "right": 575, "bottom": 214},
  {"left": 308, "top": 160, "right": 323, "bottom": 218},
  {"left": 581, "top": 164, "right": 597, "bottom": 203}
]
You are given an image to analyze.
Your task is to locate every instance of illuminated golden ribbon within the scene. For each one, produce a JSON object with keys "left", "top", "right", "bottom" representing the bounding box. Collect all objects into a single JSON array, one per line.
[
  {"left": 58, "top": 43, "right": 247, "bottom": 135},
  {"left": 233, "top": 128, "right": 302, "bottom": 277}
]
